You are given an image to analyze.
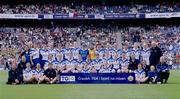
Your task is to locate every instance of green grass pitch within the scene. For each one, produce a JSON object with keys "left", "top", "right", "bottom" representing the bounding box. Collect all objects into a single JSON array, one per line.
[{"left": 0, "top": 70, "right": 180, "bottom": 99}]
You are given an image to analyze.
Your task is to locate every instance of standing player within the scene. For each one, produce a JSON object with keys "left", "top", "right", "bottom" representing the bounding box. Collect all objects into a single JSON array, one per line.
[
  {"left": 131, "top": 43, "right": 141, "bottom": 61},
  {"left": 21, "top": 45, "right": 31, "bottom": 63},
  {"left": 30, "top": 44, "right": 41, "bottom": 67},
  {"left": 55, "top": 50, "right": 64, "bottom": 70},
  {"left": 97, "top": 46, "right": 106, "bottom": 59},
  {"left": 44, "top": 54, "right": 55, "bottom": 70},
  {"left": 118, "top": 53, "right": 129, "bottom": 73},
  {"left": 94, "top": 54, "right": 102, "bottom": 72},
  {"left": 99, "top": 61, "right": 111, "bottom": 73},
  {"left": 88, "top": 46, "right": 96, "bottom": 61},
  {"left": 79, "top": 45, "right": 89, "bottom": 62},
  {"left": 108, "top": 46, "right": 116, "bottom": 59},
  {"left": 122, "top": 45, "right": 131, "bottom": 60},
  {"left": 71, "top": 44, "right": 80, "bottom": 60},
  {"left": 81, "top": 63, "right": 90, "bottom": 73},
  {"left": 141, "top": 43, "right": 150, "bottom": 66},
  {"left": 40, "top": 45, "right": 49, "bottom": 68}
]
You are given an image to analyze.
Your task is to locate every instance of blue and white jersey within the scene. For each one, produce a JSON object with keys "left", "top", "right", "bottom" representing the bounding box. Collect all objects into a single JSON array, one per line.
[
  {"left": 89, "top": 60, "right": 97, "bottom": 67},
  {"left": 101, "top": 58, "right": 108, "bottom": 65},
  {"left": 49, "top": 49, "right": 57, "bottom": 60},
  {"left": 117, "top": 49, "right": 123, "bottom": 58},
  {"left": 51, "top": 60, "right": 60, "bottom": 69},
  {"left": 29, "top": 48, "right": 35, "bottom": 55},
  {"left": 95, "top": 59, "right": 102, "bottom": 70},
  {"left": 69, "top": 59, "right": 79, "bottom": 67},
  {"left": 56, "top": 50, "right": 64, "bottom": 61},
  {"left": 108, "top": 48, "right": 116, "bottom": 58},
  {"left": 35, "top": 69, "right": 44, "bottom": 78},
  {"left": 63, "top": 48, "right": 71, "bottom": 60},
  {"left": 60, "top": 60, "right": 67, "bottom": 67},
  {"left": 122, "top": 49, "right": 131, "bottom": 60},
  {"left": 97, "top": 48, "right": 106, "bottom": 59},
  {"left": 78, "top": 61, "right": 86, "bottom": 68},
  {"left": 71, "top": 48, "right": 80, "bottom": 60},
  {"left": 30, "top": 48, "right": 40, "bottom": 60},
  {"left": 131, "top": 48, "right": 141, "bottom": 60},
  {"left": 118, "top": 58, "right": 129, "bottom": 67},
  {"left": 31, "top": 69, "right": 37, "bottom": 75},
  {"left": 44, "top": 59, "right": 56, "bottom": 69},
  {"left": 141, "top": 48, "right": 150, "bottom": 65},
  {"left": 134, "top": 70, "right": 146, "bottom": 79},
  {"left": 40, "top": 49, "right": 49, "bottom": 61},
  {"left": 107, "top": 58, "right": 115, "bottom": 65},
  {"left": 113, "top": 60, "right": 120, "bottom": 69},
  {"left": 23, "top": 68, "right": 32, "bottom": 78}
]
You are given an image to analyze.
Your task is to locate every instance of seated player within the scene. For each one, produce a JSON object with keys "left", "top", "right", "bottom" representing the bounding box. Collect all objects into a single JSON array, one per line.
[
  {"left": 117, "top": 67, "right": 121, "bottom": 73},
  {"left": 34, "top": 63, "right": 44, "bottom": 84},
  {"left": 23, "top": 63, "right": 36, "bottom": 84},
  {"left": 43, "top": 63, "right": 58, "bottom": 84},
  {"left": 134, "top": 63, "right": 148, "bottom": 83},
  {"left": 113, "top": 60, "right": 120, "bottom": 72},
  {"left": 71, "top": 65, "right": 79, "bottom": 73},
  {"left": 6, "top": 63, "right": 22, "bottom": 85},
  {"left": 90, "top": 66, "right": 98, "bottom": 73},
  {"left": 147, "top": 65, "right": 158, "bottom": 84},
  {"left": 81, "top": 63, "right": 90, "bottom": 73},
  {"left": 60, "top": 64, "right": 72, "bottom": 73},
  {"left": 99, "top": 62, "right": 111, "bottom": 73}
]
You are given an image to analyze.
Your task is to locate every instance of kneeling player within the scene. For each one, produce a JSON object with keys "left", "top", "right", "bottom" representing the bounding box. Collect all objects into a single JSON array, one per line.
[
  {"left": 147, "top": 65, "right": 158, "bottom": 84},
  {"left": 134, "top": 63, "right": 148, "bottom": 83},
  {"left": 42, "top": 63, "right": 58, "bottom": 84},
  {"left": 23, "top": 63, "right": 36, "bottom": 84}
]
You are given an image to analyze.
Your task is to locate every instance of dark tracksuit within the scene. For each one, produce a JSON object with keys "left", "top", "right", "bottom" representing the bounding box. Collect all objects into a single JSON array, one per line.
[
  {"left": 156, "top": 63, "right": 170, "bottom": 83},
  {"left": 128, "top": 59, "right": 139, "bottom": 71},
  {"left": 44, "top": 68, "right": 57, "bottom": 79},
  {"left": 149, "top": 46, "right": 162, "bottom": 66},
  {"left": 7, "top": 69, "right": 23, "bottom": 84},
  {"left": 17, "top": 61, "right": 26, "bottom": 82}
]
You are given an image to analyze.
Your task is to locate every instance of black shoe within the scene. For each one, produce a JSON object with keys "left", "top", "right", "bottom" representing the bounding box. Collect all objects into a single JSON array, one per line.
[{"left": 6, "top": 82, "right": 11, "bottom": 85}]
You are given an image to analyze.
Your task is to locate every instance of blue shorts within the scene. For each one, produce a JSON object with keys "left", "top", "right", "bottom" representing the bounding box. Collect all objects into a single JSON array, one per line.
[
  {"left": 32, "top": 58, "right": 41, "bottom": 67},
  {"left": 40, "top": 60, "right": 48, "bottom": 68}
]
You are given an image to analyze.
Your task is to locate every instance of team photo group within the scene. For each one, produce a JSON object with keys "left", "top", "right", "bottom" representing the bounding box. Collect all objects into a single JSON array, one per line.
[{"left": 6, "top": 40, "right": 171, "bottom": 84}]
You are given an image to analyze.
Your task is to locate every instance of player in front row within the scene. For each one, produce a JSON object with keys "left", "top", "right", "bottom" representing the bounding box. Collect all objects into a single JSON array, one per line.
[
  {"left": 23, "top": 63, "right": 36, "bottom": 84},
  {"left": 39, "top": 63, "right": 58, "bottom": 84},
  {"left": 34, "top": 63, "right": 44, "bottom": 84},
  {"left": 134, "top": 63, "right": 148, "bottom": 83}
]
